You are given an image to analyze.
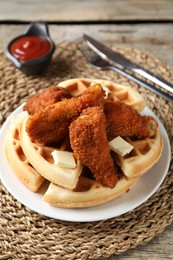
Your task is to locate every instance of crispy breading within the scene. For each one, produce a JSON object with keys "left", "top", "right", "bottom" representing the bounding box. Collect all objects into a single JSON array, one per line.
[
  {"left": 69, "top": 107, "right": 118, "bottom": 188},
  {"left": 26, "top": 84, "right": 106, "bottom": 145},
  {"left": 104, "top": 101, "right": 158, "bottom": 139},
  {"left": 23, "top": 86, "right": 71, "bottom": 115}
]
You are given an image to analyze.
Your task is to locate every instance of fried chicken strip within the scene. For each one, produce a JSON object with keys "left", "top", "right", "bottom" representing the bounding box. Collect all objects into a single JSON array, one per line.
[
  {"left": 69, "top": 107, "right": 118, "bottom": 188},
  {"left": 23, "top": 86, "right": 71, "bottom": 115},
  {"left": 104, "top": 101, "right": 158, "bottom": 139},
  {"left": 26, "top": 84, "right": 106, "bottom": 145}
]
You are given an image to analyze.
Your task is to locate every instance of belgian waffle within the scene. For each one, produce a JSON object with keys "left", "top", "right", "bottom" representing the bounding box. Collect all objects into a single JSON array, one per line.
[
  {"left": 113, "top": 135, "right": 163, "bottom": 180},
  {"left": 43, "top": 130, "right": 162, "bottom": 208},
  {"left": 43, "top": 175, "right": 137, "bottom": 208},
  {"left": 5, "top": 79, "right": 163, "bottom": 208},
  {"left": 5, "top": 112, "right": 44, "bottom": 192},
  {"left": 20, "top": 115, "right": 83, "bottom": 190},
  {"left": 58, "top": 78, "right": 146, "bottom": 112}
]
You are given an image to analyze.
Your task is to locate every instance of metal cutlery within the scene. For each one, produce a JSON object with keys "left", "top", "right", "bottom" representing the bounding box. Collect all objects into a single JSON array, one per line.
[
  {"left": 83, "top": 33, "right": 173, "bottom": 96},
  {"left": 78, "top": 40, "right": 173, "bottom": 103}
]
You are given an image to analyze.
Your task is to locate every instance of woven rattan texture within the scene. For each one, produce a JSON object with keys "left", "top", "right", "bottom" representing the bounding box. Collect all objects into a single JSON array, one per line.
[{"left": 0, "top": 42, "right": 173, "bottom": 260}]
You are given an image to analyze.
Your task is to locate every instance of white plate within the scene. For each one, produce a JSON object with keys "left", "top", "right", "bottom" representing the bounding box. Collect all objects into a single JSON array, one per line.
[{"left": 0, "top": 104, "right": 171, "bottom": 222}]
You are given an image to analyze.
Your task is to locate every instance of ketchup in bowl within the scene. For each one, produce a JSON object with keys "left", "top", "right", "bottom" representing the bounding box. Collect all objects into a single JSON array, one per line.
[
  {"left": 10, "top": 36, "right": 51, "bottom": 63},
  {"left": 6, "top": 22, "right": 55, "bottom": 74}
]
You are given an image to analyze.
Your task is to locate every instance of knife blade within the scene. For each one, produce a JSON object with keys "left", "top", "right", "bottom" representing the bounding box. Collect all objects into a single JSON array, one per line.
[{"left": 83, "top": 33, "right": 173, "bottom": 95}]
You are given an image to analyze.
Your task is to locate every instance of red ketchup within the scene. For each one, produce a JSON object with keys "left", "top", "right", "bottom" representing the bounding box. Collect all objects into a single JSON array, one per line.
[{"left": 10, "top": 36, "right": 51, "bottom": 63}]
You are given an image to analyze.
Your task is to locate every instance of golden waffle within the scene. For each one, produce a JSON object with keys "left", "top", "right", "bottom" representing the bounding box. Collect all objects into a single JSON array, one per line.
[
  {"left": 20, "top": 115, "right": 83, "bottom": 190},
  {"left": 5, "top": 112, "right": 44, "bottom": 192},
  {"left": 58, "top": 78, "right": 146, "bottom": 112},
  {"left": 43, "top": 131, "right": 162, "bottom": 208},
  {"left": 43, "top": 175, "right": 137, "bottom": 208},
  {"left": 114, "top": 134, "right": 163, "bottom": 180}
]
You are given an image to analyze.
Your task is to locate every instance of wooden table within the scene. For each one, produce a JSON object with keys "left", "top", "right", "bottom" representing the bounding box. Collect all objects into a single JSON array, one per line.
[{"left": 0, "top": 1, "right": 172, "bottom": 259}]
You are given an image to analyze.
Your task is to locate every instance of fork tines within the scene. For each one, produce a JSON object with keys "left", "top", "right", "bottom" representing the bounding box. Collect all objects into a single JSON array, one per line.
[{"left": 78, "top": 39, "right": 98, "bottom": 63}]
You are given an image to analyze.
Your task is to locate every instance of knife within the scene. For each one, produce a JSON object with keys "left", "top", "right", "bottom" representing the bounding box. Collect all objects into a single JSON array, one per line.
[{"left": 83, "top": 34, "right": 173, "bottom": 95}]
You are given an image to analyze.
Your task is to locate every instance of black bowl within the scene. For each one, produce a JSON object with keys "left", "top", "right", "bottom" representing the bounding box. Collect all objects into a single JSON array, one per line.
[{"left": 6, "top": 22, "right": 55, "bottom": 74}]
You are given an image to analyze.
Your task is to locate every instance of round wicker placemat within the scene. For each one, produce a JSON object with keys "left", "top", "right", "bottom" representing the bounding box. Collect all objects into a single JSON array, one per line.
[{"left": 0, "top": 41, "right": 173, "bottom": 260}]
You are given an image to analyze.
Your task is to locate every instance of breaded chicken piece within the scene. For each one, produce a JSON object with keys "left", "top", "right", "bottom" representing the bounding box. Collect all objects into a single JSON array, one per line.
[
  {"left": 104, "top": 101, "right": 158, "bottom": 139},
  {"left": 23, "top": 86, "right": 71, "bottom": 115},
  {"left": 69, "top": 107, "right": 118, "bottom": 188},
  {"left": 26, "top": 84, "right": 106, "bottom": 145}
]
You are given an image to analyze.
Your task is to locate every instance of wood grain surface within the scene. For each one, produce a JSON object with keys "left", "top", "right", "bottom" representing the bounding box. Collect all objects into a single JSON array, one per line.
[
  {"left": 0, "top": 0, "right": 172, "bottom": 259},
  {"left": 0, "top": 0, "right": 173, "bottom": 22}
]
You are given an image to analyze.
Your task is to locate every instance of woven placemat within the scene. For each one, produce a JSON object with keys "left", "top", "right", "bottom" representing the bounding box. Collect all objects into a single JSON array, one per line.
[{"left": 0, "top": 41, "right": 173, "bottom": 260}]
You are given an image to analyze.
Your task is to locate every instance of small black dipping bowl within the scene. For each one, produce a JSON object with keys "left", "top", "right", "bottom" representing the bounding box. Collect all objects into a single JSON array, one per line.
[{"left": 6, "top": 22, "right": 55, "bottom": 74}]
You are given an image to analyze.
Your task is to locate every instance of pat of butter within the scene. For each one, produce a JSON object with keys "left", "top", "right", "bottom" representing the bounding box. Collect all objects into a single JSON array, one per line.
[
  {"left": 102, "top": 85, "right": 110, "bottom": 98},
  {"left": 51, "top": 150, "right": 76, "bottom": 169},
  {"left": 109, "top": 136, "right": 133, "bottom": 157}
]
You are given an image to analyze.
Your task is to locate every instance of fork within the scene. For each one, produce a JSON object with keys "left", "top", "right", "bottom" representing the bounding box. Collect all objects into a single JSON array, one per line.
[{"left": 78, "top": 40, "right": 173, "bottom": 103}]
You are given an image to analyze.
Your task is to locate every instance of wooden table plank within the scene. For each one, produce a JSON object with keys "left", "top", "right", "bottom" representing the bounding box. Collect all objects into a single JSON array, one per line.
[
  {"left": 0, "top": 0, "right": 173, "bottom": 22},
  {"left": 1, "top": 24, "right": 173, "bottom": 67}
]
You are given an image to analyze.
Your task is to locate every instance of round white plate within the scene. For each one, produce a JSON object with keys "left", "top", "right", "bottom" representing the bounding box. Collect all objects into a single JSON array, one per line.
[{"left": 0, "top": 104, "right": 171, "bottom": 222}]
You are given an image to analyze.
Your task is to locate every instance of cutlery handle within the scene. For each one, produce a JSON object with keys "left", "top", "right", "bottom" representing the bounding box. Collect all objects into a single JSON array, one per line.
[
  {"left": 134, "top": 68, "right": 173, "bottom": 94},
  {"left": 110, "top": 65, "right": 173, "bottom": 103}
]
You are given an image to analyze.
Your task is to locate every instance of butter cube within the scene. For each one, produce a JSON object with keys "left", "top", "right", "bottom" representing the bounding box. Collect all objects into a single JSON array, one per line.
[
  {"left": 102, "top": 85, "right": 110, "bottom": 98},
  {"left": 51, "top": 150, "right": 76, "bottom": 169},
  {"left": 109, "top": 136, "right": 133, "bottom": 157}
]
